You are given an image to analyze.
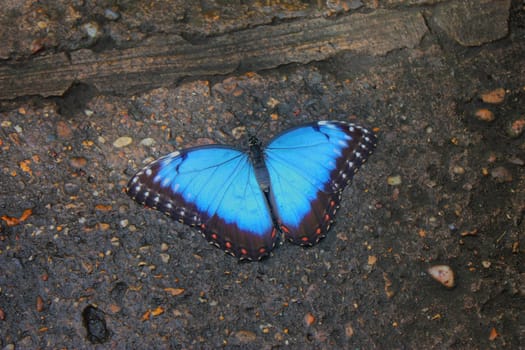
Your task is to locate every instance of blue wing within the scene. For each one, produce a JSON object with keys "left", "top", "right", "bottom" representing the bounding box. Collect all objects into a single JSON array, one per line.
[
  {"left": 264, "top": 121, "right": 376, "bottom": 245},
  {"left": 127, "top": 145, "right": 277, "bottom": 260}
]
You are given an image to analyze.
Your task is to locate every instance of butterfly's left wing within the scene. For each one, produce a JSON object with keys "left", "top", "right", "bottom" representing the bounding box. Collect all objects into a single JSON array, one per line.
[
  {"left": 127, "top": 146, "right": 277, "bottom": 260},
  {"left": 264, "top": 121, "right": 376, "bottom": 245}
]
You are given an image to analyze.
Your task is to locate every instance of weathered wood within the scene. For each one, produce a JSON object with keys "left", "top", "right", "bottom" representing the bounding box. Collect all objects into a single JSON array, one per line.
[{"left": 0, "top": 10, "right": 427, "bottom": 100}]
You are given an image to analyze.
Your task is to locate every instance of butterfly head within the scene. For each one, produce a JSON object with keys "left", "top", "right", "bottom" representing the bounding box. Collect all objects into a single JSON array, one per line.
[{"left": 248, "top": 135, "right": 261, "bottom": 148}]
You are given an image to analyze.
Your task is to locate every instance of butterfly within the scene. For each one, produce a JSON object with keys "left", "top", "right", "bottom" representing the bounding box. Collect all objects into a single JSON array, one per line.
[{"left": 127, "top": 120, "right": 377, "bottom": 260}]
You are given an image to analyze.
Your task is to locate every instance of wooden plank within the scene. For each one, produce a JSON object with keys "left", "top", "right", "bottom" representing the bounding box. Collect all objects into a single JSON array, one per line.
[{"left": 0, "top": 10, "right": 427, "bottom": 100}]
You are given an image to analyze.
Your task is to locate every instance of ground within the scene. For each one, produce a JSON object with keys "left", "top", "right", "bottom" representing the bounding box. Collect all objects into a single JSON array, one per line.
[{"left": 0, "top": 1, "right": 523, "bottom": 349}]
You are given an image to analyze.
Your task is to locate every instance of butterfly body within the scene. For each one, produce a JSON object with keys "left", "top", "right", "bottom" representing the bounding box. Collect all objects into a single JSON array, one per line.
[{"left": 127, "top": 121, "right": 376, "bottom": 260}]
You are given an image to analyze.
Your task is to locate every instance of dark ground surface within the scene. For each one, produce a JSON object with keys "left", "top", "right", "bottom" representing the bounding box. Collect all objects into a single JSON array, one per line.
[{"left": 0, "top": 1, "right": 524, "bottom": 349}]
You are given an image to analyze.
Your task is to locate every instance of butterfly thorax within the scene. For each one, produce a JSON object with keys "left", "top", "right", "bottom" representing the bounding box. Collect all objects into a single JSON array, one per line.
[{"left": 248, "top": 135, "right": 271, "bottom": 192}]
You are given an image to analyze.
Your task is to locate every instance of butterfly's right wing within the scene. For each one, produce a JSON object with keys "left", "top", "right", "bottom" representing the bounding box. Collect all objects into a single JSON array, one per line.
[
  {"left": 264, "top": 121, "right": 376, "bottom": 245},
  {"left": 127, "top": 145, "right": 277, "bottom": 260}
]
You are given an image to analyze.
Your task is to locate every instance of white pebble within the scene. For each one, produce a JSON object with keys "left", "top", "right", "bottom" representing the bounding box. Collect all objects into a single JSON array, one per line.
[
  {"left": 428, "top": 265, "right": 455, "bottom": 288},
  {"left": 113, "top": 136, "right": 133, "bottom": 148}
]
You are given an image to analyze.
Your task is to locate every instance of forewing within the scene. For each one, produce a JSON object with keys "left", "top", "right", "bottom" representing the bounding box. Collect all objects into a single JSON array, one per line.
[
  {"left": 127, "top": 145, "right": 277, "bottom": 260},
  {"left": 264, "top": 121, "right": 376, "bottom": 245}
]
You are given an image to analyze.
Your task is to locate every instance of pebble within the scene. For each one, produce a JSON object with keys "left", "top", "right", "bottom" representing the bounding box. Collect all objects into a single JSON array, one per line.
[
  {"left": 481, "top": 88, "right": 505, "bottom": 104},
  {"left": 474, "top": 108, "right": 495, "bottom": 122},
  {"left": 139, "top": 138, "right": 156, "bottom": 147},
  {"left": 387, "top": 175, "right": 402, "bottom": 186},
  {"left": 427, "top": 265, "right": 455, "bottom": 288},
  {"left": 507, "top": 119, "right": 525, "bottom": 138},
  {"left": 82, "top": 305, "right": 110, "bottom": 344},
  {"left": 452, "top": 166, "right": 465, "bottom": 175},
  {"left": 345, "top": 323, "right": 354, "bottom": 338},
  {"left": 104, "top": 8, "right": 121, "bottom": 20},
  {"left": 160, "top": 253, "right": 170, "bottom": 264},
  {"left": 83, "top": 22, "right": 101, "bottom": 38},
  {"left": 113, "top": 136, "right": 133, "bottom": 148},
  {"left": 304, "top": 312, "right": 315, "bottom": 326},
  {"left": 234, "top": 330, "right": 257, "bottom": 343},
  {"left": 56, "top": 121, "right": 73, "bottom": 139},
  {"left": 490, "top": 166, "right": 512, "bottom": 183},
  {"left": 69, "top": 157, "right": 87, "bottom": 168},
  {"left": 64, "top": 182, "right": 80, "bottom": 195},
  {"left": 36, "top": 295, "right": 45, "bottom": 312},
  {"left": 232, "top": 126, "right": 246, "bottom": 140}
]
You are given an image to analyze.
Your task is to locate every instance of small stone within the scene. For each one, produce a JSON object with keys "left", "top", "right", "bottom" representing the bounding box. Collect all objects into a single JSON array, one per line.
[
  {"left": 104, "top": 8, "right": 121, "bottom": 20},
  {"left": 481, "top": 88, "right": 505, "bottom": 104},
  {"left": 83, "top": 22, "right": 101, "bottom": 38},
  {"left": 452, "top": 166, "right": 465, "bottom": 175},
  {"left": 160, "top": 253, "right": 170, "bottom": 264},
  {"left": 427, "top": 265, "right": 455, "bottom": 288},
  {"left": 69, "top": 157, "right": 87, "bottom": 168},
  {"left": 64, "top": 182, "right": 80, "bottom": 195},
  {"left": 387, "top": 175, "right": 402, "bottom": 186},
  {"left": 160, "top": 243, "right": 169, "bottom": 251},
  {"left": 474, "top": 109, "right": 495, "bottom": 122},
  {"left": 83, "top": 305, "right": 110, "bottom": 344},
  {"left": 113, "top": 136, "right": 132, "bottom": 148},
  {"left": 304, "top": 312, "right": 315, "bottom": 326},
  {"left": 507, "top": 119, "right": 525, "bottom": 138},
  {"left": 367, "top": 255, "right": 377, "bottom": 265},
  {"left": 507, "top": 156, "right": 524, "bottom": 166},
  {"left": 490, "top": 166, "right": 512, "bottom": 183},
  {"left": 345, "top": 323, "right": 354, "bottom": 338},
  {"left": 36, "top": 295, "right": 45, "bottom": 312},
  {"left": 139, "top": 138, "right": 156, "bottom": 147},
  {"left": 56, "top": 121, "right": 73, "bottom": 139},
  {"left": 234, "top": 330, "right": 257, "bottom": 343},
  {"left": 482, "top": 260, "right": 491, "bottom": 268},
  {"left": 231, "top": 126, "right": 246, "bottom": 140}
]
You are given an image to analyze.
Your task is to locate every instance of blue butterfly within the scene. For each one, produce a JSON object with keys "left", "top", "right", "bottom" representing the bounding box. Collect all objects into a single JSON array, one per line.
[{"left": 127, "top": 120, "right": 376, "bottom": 260}]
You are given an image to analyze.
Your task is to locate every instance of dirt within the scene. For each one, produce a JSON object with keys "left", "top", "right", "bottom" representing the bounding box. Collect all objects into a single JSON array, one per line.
[{"left": 0, "top": 1, "right": 523, "bottom": 349}]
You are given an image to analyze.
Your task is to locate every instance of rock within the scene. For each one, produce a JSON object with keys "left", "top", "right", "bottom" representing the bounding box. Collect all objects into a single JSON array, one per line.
[
  {"left": 427, "top": 265, "right": 455, "bottom": 288},
  {"left": 113, "top": 136, "right": 133, "bottom": 148},
  {"left": 433, "top": 0, "right": 511, "bottom": 46},
  {"left": 387, "top": 175, "right": 402, "bottom": 186},
  {"left": 474, "top": 109, "right": 495, "bottom": 122},
  {"left": 490, "top": 166, "right": 512, "bottom": 183},
  {"left": 481, "top": 88, "right": 505, "bottom": 104},
  {"left": 82, "top": 305, "right": 110, "bottom": 344}
]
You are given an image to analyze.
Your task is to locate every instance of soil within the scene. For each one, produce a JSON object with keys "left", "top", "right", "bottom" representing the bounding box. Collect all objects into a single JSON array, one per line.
[{"left": 0, "top": 1, "right": 523, "bottom": 349}]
